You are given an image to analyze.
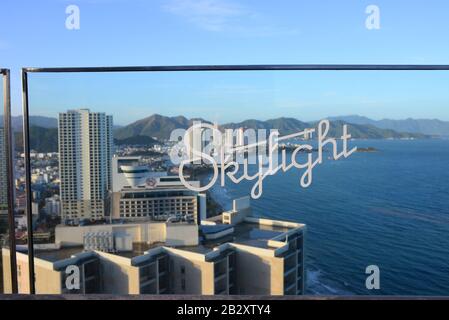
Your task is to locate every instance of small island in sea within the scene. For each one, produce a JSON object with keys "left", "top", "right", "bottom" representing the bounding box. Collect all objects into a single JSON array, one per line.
[{"left": 356, "top": 147, "right": 378, "bottom": 152}]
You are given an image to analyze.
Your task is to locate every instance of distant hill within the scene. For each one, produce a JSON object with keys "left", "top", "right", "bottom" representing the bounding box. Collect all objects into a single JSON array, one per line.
[
  {"left": 114, "top": 135, "right": 158, "bottom": 146},
  {"left": 329, "top": 115, "right": 449, "bottom": 137},
  {"left": 114, "top": 114, "right": 210, "bottom": 140},
  {"left": 311, "top": 120, "right": 427, "bottom": 139},
  {"left": 11, "top": 114, "right": 434, "bottom": 153},
  {"left": 4, "top": 115, "right": 58, "bottom": 132},
  {"left": 223, "top": 117, "right": 427, "bottom": 139},
  {"left": 1, "top": 115, "right": 124, "bottom": 132},
  {"left": 14, "top": 127, "right": 157, "bottom": 152},
  {"left": 117, "top": 114, "right": 428, "bottom": 140},
  {"left": 221, "top": 117, "right": 309, "bottom": 135},
  {"left": 14, "top": 126, "right": 58, "bottom": 152}
]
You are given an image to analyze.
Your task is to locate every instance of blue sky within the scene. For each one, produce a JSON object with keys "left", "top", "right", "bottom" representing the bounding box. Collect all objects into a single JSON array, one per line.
[{"left": 1, "top": 0, "right": 449, "bottom": 123}]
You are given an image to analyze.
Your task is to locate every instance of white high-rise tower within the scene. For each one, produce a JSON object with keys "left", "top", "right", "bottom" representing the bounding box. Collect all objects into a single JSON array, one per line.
[{"left": 58, "top": 109, "right": 113, "bottom": 221}]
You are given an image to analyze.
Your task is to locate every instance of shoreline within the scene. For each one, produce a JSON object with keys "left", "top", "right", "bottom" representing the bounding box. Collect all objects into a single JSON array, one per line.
[{"left": 186, "top": 166, "right": 225, "bottom": 218}]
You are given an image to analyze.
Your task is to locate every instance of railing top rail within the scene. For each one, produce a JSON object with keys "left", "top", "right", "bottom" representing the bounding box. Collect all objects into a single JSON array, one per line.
[{"left": 22, "top": 64, "right": 449, "bottom": 73}]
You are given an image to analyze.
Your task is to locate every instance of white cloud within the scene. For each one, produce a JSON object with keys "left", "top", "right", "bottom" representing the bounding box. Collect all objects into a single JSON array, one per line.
[
  {"left": 165, "top": 0, "right": 244, "bottom": 17},
  {"left": 164, "top": 0, "right": 245, "bottom": 31},
  {"left": 163, "top": 0, "right": 298, "bottom": 36}
]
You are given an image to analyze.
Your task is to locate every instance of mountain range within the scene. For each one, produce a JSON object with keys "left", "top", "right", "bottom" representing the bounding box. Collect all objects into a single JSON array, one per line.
[
  {"left": 115, "top": 114, "right": 428, "bottom": 141},
  {"left": 0, "top": 115, "right": 123, "bottom": 132},
  {"left": 0, "top": 115, "right": 58, "bottom": 132},
  {"left": 8, "top": 114, "right": 448, "bottom": 152},
  {"left": 14, "top": 126, "right": 58, "bottom": 153},
  {"left": 114, "top": 114, "right": 210, "bottom": 140},
  {"left": 328, "top": 115, "right": 449, "bottom": 137}
]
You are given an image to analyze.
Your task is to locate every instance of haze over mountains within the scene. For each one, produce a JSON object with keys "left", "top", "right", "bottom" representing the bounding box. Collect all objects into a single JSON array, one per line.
[
  {"left": 3, "top": 115, "right": 125, "bottom": 132},
  {"left": 17, "top": 115, "right": 58, "bottom": 130},
  {"left": 329, "top": 115, "right": 449, "bottom": 137},
  {"left": 0, "top": 115, "right": 58, "bottom": 131},
  {"left": 114, "top": 114, "right": 429, "bottom": 141},
  {"left": 114, "top": 114, "right": 209, "bottom": 140},
  {"left": 9, "top": 114, "right": 448, "bottom": 152}
]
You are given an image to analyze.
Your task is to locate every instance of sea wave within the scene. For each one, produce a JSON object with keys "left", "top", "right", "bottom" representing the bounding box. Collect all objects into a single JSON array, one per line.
[{"left": 306, "top": 269, "right": 353, "bottom": 295}]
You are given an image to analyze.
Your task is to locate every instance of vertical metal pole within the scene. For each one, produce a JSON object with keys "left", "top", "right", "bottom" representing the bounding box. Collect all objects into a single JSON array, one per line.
[
  {"left": 21, "top": 69, "right": 35, "bottom": 294},
  {"left": 3, "top": 69, "right": 18, "bottom": 293}
]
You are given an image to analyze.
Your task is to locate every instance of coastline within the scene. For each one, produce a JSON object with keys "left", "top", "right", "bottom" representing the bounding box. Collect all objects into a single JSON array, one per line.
[{"left": 186, "top": 166, "right": 226, "bottom": 217}]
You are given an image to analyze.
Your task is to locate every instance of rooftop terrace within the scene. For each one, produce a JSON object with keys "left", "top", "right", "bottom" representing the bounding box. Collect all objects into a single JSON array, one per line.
[
  {"left": 27, "top": 217, "right": 303, "bottom": 265},
  {"left": 19, "top": 195, "right": 305, "bottom": 266}
]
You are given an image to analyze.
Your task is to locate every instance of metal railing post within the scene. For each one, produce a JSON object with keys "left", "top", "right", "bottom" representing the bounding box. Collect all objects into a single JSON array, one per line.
[
  {"left": 2, "top": 68, "right": 18, "bottom": 293},
  {"left": 21, "top": 69, "right": 35, "bottom": 294}
]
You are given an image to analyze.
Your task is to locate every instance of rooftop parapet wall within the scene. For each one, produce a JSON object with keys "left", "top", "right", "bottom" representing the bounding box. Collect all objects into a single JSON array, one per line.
[{"left": 55, "top": 221, "right": 199, "bottom": 249}]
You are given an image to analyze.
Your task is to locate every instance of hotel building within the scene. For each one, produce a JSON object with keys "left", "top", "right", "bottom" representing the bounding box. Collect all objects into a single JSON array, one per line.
[
  {"left": 58, "top": 109, "right": 113, "bottom": 221},
  {"left": 2, "top": 197, "right": 305, "bottom": 295},
  {"left": 111, "top": 156, "right": 206, "bottom": 224}
]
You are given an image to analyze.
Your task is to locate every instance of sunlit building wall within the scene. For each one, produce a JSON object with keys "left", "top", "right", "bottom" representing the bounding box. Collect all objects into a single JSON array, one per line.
[{"left": 58, "top": 109, "right": 113, "bottom": 221}]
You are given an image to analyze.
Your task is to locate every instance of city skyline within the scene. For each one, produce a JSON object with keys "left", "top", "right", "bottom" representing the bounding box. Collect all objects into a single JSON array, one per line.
[
  {"left": 3, "top": 0, "right": 449, "bottom": 298},
  {"left": 22, "top": 111, "right": 449, "bottom": 126},
  {"left": 3, "top": 104, "right": 308, "bottom": 296}
]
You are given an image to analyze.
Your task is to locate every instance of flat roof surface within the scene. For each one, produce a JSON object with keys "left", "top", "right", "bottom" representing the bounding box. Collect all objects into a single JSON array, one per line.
[
  {"left": 32, "top": 220, "right": 299, "bottom": 262},
  {"left": 33, "top": 241, "right": 164, "bottom": 262},
  {"left": 200, "top": 224, "right": 233, "bottom": 234},
  {"left": 57, "top": 220, "right": 196, "bottom": 228},
  {"left": 34, "top": 246, "right": 85, "bottom": 262},
  {"left": 182, "top": 221, "right": 295, "bottom": 254},
  {"left": 115, "top": 242, "right": 164, "bottom": 258},
  {"left": 231, "top": 222, "right": 292, "bottom": 249}
]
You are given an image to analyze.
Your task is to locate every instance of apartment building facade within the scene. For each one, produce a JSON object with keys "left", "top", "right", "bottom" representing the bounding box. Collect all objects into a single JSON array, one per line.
[
  {"left": 58, "top": 109, "right": 113, "bottom": 221},
  {"left": 2, "top": 198, "right": 305, "bottom": 295}
]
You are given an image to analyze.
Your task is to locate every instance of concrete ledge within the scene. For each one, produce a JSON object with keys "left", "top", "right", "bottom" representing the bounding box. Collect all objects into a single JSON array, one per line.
[{"left": 0, "top": 294, "right": 448, "bottom": 300}]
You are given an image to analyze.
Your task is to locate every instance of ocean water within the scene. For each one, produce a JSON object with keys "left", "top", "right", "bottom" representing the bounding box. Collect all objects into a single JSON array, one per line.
[{"left": 209, "top": 139, "right": 449, "bottom": 296}]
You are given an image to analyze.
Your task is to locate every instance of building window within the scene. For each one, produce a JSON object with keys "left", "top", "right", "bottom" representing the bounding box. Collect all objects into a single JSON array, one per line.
[
  {"left": 181, "top": 279, "right": 186, "bottom": 291},
  {"left": 180, "top": 265, "right": 185, "bottom": 274}
]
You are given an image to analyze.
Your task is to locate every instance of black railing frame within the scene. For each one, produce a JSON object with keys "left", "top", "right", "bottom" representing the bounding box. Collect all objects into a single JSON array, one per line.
[
  {"left": 21, "top": 64, "right": 449, "bottom": 294},
  {"left": 1, "top": 68, "right": 18, "bottom": 293}
]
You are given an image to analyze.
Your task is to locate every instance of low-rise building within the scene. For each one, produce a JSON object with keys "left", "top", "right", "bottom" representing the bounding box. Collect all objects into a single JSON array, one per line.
[
  {"left": 2, "top": 197, "right": 305, "bottom": 295},
  {"left": 111, "top": 156, "right": 206, "bottom": 224},
  {"left": 44, "top": 195, "right": 61, "bottom": 217}
]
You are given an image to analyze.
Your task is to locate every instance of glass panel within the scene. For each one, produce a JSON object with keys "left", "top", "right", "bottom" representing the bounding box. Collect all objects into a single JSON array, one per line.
[
  {"left": 0, "top": 71, "right": 5, "bottom": 293},
  {"left": 22, "top": 69, "right": 449, "bottom": 296},
  {"left": 1, "top": 70, "right": 16, "bottom": 294}
]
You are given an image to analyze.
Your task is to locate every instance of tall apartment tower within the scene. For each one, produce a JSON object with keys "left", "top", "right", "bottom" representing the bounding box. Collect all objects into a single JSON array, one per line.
[
  {"left": 58, "top": 109, "right": 113, "bottom": 221},
  {"left": 0, "top": 127, "right": 8, "bottom": 216}
]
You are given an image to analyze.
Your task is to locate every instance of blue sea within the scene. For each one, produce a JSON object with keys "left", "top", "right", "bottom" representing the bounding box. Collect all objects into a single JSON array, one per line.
[{"left": 209, "top": 139, "right": 449, "bottom": 296}]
